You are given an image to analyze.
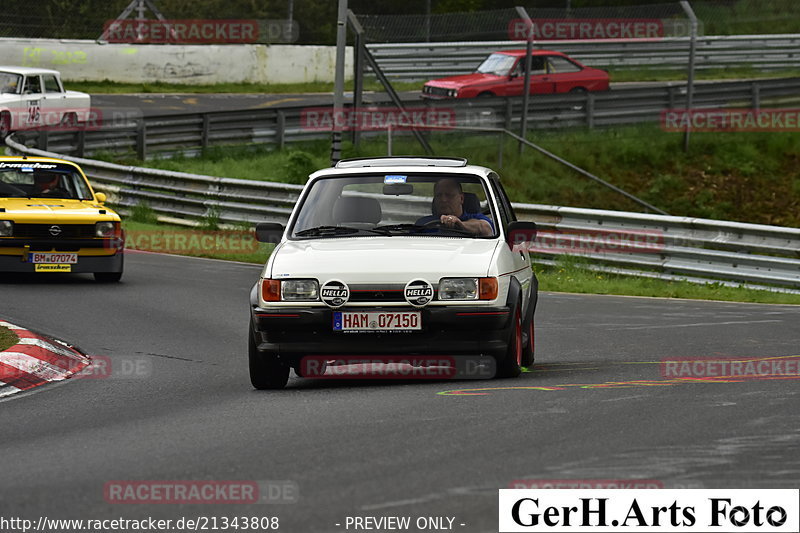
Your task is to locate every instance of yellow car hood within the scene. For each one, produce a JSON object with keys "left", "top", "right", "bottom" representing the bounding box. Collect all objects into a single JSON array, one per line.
[{"left": 0, "top": 198, "right": 118, "bottom": 224}]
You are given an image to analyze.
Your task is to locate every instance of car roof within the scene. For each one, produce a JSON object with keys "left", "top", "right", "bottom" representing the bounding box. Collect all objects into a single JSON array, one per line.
[
  {"left": 311, "top": 157, "right": 496, "bottom": 181},
  {"left": 0, "top": 66, "right": 61, "bottom": 76},
  {"left": 0, "top": 155, "right": 80, "bottom": 167}
]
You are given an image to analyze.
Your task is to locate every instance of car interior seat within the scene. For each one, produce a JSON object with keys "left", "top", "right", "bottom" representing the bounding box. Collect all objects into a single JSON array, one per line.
[{"left": 332, "top": 196, "right": 382, "bottom": 225}]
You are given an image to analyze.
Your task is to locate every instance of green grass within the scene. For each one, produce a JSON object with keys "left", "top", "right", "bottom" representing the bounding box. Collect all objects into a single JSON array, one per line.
[
  {"left": 608, "top": 67, "right": 800, "bottom": 83},
  {"left": 0, "top": 325, "right": 19, "bottom": 352},
  {"left": 108, "top": 124, "right": 800, "bottom": 228}
]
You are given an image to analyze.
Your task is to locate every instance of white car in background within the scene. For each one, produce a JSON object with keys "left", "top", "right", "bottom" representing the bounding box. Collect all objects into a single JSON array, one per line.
[
  {"left": 0, "top": 66, "right": 91, "bottom": 138},
  {"left": 248, "top": 156, "right": 539, "bottom": 389}
]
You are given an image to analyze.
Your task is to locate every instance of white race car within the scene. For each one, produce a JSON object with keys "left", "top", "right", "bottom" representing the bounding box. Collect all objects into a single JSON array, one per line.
[
  {"left": 249, "top": 156, "right": 538, "bottom": 389},
  {"left": 0, "top": 66, "right": 91, "bottom": 138}
]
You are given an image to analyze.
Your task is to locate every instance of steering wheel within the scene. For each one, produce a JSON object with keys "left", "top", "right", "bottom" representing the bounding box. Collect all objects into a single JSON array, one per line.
[{"left": 422, "top": 218, "right": 475, "bottom": 236}]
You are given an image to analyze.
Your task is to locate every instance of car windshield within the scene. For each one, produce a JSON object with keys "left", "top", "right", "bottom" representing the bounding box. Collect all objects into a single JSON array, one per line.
[
  {"left": 0, "top": 72, "right": 22, "bottom": 94},
  {"left": 0, "top": 161, "right": 94, "bottom": 200},
  {"left": 475, "top": 53, "right": 517, "bottom": 76},
  {"left": 290, "top": 174, "right": 498, "bottom": 239}
]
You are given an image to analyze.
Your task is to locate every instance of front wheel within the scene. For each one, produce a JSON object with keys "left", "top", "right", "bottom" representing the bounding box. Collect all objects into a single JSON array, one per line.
[
  {"left": 249, "top": 322, "right": 290, "bottom": 389},
  {"left": 495, "top": 302, "right": 523, "bottom": 378}
]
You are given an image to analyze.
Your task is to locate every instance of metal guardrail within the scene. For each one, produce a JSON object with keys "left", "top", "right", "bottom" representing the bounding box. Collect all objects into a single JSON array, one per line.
[
  {"left": 6, "top": 136, "right": 800, "bottom": 294},
  {"left": 367, "top": 34, "right": 800, "bottom": 81},
  {"left": 14, "top": 77, "right": 800, "bottom": 160}
]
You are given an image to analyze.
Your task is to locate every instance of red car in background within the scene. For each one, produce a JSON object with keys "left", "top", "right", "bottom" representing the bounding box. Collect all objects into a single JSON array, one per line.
[{"left": 421, "top": 49, "right": 609, "bottom": 99}]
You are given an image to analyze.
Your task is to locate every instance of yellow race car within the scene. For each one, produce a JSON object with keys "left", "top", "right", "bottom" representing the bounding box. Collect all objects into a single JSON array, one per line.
[{"left": 0, "top": 156, "right": 124, "bottom": 281}]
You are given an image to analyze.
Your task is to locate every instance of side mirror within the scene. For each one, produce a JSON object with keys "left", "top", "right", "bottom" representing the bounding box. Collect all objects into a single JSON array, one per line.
[
  {"left": 255, "top": 222, "right": 284, "bottom": 243},
  {"left": 95, "top": 192, "right": 107, "bottom": 203},
  {"left": 506, "top": 221, "right": 537, "bottom": 251}
]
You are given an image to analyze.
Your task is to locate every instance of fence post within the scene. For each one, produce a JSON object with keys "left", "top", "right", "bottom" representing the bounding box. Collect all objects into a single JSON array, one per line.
[
  {"left": 504, "top": 98, "right": 512, "bottom": 131},
  {"left": 515, "top": 6, "right": 534, "bottom": 154},
  {"left": 586, "top": 93, "right": 595, "bottom": 129},
  {"left": 201, "top": 114, "right": 210, "bottom": 148},
  {"left": 680, "top": 0, "right": 698, "bottom": 153},
  {"left": 751, "top": 82, "right": 760, "bottom": 111},
  {"left": 37, "top": 131, "right": 48, "bottom": 152},
  {"left": 136, "top": 120, "right": 147, "bottom": 160},
  {"left": 350, "top": 9, "right": 365, "bottom": 147},
  {"left": 276, "top": 111, "right": 286, "bottom": 150},
  {"left": 497, "top": 132, "right": 504, "bottom": 168},
  {"left": 76, "top": 129, "right": 86, "bottom": 158}
]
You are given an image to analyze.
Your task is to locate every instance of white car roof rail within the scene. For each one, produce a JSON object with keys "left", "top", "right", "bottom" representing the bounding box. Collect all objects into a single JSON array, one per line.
[{"left": 334, "top": 156, "right": 468, "bottom": 168}]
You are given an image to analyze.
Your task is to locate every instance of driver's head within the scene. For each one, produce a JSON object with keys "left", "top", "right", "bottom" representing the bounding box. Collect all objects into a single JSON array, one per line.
[
  {"left": 433, "top": 178, "right": 464, "bottom": 217},
  {"left": 34, "top": 172, "right": 59, "bottom": 190}
]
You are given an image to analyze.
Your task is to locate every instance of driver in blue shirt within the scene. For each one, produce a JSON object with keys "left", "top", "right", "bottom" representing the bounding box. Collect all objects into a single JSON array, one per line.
[{"left": 417, "top": 178, "right": 494, "bottom": 236}]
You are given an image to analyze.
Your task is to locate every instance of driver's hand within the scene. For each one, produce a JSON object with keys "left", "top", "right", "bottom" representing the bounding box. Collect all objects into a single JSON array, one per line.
[{"left": 440, "top": 214, "right": 465, "bottom": 229}]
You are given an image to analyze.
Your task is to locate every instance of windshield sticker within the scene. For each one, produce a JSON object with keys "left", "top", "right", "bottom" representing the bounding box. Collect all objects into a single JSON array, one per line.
[
  {"left": 384, "top": 175, "right": 407, "bottom": 184},
  {"left": 0, "top": 162, "right": 58, "bottom": 169}
]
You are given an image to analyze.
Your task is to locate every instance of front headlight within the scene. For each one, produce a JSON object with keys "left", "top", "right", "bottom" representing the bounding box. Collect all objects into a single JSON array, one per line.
[
  {"left": 448, "top": 89, "right": 458, "bottom": 97},
  {"left": 95, "top": 221, "right": 116, "bottom": 237},
  {"left": 281, "top": 279, "right": 319, "bottom": 301},
  {"left": 439, "top": 278, "right": 478, "bottom": 300},
  {"left": 438, "top": 277, "right": 498, "bottom": 301},
  {"left": 0, "top": 220, "right": 12, "bottom": 237}
]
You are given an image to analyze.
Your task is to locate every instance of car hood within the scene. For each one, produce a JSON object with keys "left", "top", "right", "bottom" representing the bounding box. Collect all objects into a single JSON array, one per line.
[
  {"left": 268, "top": 237, "right": 502, "bottom": 284},
  {"left": 0, "top": 198, "right": 116, "bottom": 223},
  {"left": 425, "top": 73, "right": 504, "bottom": 90}
]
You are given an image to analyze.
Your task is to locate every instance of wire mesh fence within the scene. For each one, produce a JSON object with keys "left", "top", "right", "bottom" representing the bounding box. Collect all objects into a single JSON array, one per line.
[
  {"left": 0, "top": 1, "right": 798, "bottom": 44},
  {"left": 357, "top": 3, "right": 692, "bottom": 43}
]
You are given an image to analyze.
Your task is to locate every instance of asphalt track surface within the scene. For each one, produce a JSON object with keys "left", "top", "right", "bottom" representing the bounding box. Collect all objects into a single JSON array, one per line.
[{"left": 2, "top": 251, "right": 800, "bottom": 532}]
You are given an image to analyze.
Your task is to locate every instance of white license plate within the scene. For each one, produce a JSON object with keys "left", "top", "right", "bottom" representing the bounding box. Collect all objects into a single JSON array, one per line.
[
  {"left": 29, "top": 252, "right": 78, "bottom": 264},
  {"left": 333, "top": 311, "right": 422, "bottom": 331}
]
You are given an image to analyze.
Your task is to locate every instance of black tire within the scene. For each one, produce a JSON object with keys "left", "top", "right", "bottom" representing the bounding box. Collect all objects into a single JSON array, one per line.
[
  {"left": 569, "top": 87, "right": 588, "bottom": 111},
  {"left": 0, "top": 112, "right": 10, "bottom": 139},
  {"left": 521, "top": 318, "right": 535, "bottom": 367},
  {"left": 94, "top": 271, "right": 122, "bottom": 282},
  {"left": 249, "top": 322, "right": 289, "bottom": 389},
  {"left": 495, "top": 301, "right": 523, "bottom": 378},
  {"left": 477, "top": 92, "right": 494, "bottom": 98}
]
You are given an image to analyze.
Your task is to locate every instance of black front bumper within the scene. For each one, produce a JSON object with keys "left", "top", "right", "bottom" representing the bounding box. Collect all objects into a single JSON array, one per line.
[{"left": 251, "top": 305, "right": 513, "bottom": 364}]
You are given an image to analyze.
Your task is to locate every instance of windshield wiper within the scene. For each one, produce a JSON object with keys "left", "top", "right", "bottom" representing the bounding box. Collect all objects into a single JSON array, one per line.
[
  {"left": 294, "top": 225, "right": 390, "bottom": 238},
  {"left": 372, "top": 223, "right": 427, "bottom": 234}
]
